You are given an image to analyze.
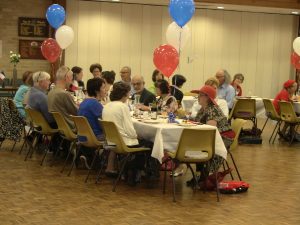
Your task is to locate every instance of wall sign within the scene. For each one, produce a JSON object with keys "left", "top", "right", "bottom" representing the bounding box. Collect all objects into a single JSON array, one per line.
[
  {"left": 19, "top": 40, "right": 45, "bottom": 60},
  {"left": 18, "top": 17, "right": 49, "bottom": 37}
]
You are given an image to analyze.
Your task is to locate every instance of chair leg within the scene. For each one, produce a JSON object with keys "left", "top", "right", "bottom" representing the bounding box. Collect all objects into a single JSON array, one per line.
[
  {"left": 171, "top": 160, "right": 176, "bottom": 202},
  {"left": 24, "top": 133, "right": 38, "bottom": 161},
  {"left": 187, "top": 163, "right": 198, "bottom": 190},
  {"left": 224, "top": 160, "right": 234, "bottom": 180},
  {"left": 228, "top": 151, "right": 242, "bottom": 181},
  {"left": 261, "top": 118, "right": 269, "bottom": 133},
  {"left": 214, "top": 167, "right": 220, "bottom": 202},
  {"left": 10, "top": 141, "right": 17, "bottom": 152},
  {"left": 19, "top": 127, "right": 29, "bottom": 154},
  {"left": 61, "top": 141, "right": 75, "bottom": 173},
  {"left": 85, "top": 147, "right": 101, "bottom": 183},
  {"left": 95, "top": 149, "right": 109, "bottom": 184},
  {"left": 68, "top": 144, "right": 80, "bottom": 176},
  {"left": 269, "top": 121, "right": 279, "bottom": 143},
  {"left": 50, "top": 139, "right": 64, "bottom": 167},
  {"left": 113, "top": 154, "right": 130, "bottom": 192},
  {"left": 162, "top": 157, "right": 169, "bottom": 194},
  {"left": 289, "top": 125, "right": 296, "bottom": 145},
  {"left": 272, "top": 121, "right": 281, "bottom": 144},
  {"left": 40, "top": 136, "right": 52, "bottom": 166}
]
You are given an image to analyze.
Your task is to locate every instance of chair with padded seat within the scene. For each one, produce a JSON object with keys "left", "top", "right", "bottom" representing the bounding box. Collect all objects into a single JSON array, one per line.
[
  {"left": 262, "top": 98, "right": 282, "bottom": 143},
  {"left": 100, "top": 120, "right": 151, "bottom": 192},
  {"left": 51, "top": 112, "right": 77, "bottom": 172},
  {"left": 24, "top": 108, "right": 58, "bottom": 165},
  {"left": 278, "top": 101, "right": 300, "bottom": 145},
  {"left": 163, "top": 128, "right": 218, "bottom": 202},
  {"left": 70, "top": 116, "right": 104, "bottom": 182}
]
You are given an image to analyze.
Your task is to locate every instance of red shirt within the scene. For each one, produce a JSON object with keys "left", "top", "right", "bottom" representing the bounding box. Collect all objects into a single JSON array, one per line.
[
  {"left": 231, "top": 83, "right": 242, "bottom": 96},
  {"left": 273, "top": 89, "right": 290, "bottom": 113}
]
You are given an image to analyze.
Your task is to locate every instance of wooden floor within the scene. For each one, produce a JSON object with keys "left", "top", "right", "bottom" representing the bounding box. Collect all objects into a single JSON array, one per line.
[{"left": 0, "top": 120, "right": 300, "bottom": 225}]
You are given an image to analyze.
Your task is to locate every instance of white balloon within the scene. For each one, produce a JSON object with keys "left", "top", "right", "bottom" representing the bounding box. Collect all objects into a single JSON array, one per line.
[
  {"left": 293, "top": 37, "right": 300, "bottom": 55},
  {"left": 55, "top": 25, "right": 74, "bottom": 49},
  {"left": 166, "top": 22, "right": 191, "bottom": 52}
]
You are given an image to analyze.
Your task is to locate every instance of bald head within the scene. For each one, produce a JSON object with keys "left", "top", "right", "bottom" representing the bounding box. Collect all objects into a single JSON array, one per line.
[
  {"left": 120, "top": 66, "right": 131, "bottom": 82},
  {"left": 131, "top": 75, "right": 145, "bottom": 93}
]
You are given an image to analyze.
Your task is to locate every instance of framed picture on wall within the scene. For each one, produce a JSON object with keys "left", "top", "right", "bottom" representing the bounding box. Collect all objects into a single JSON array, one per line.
[
  {"left": 18, "top": 17, "right": 49, "bottom": 37},
  {"left": 19, "top": 40, "right": 45, "bottom": 60}
]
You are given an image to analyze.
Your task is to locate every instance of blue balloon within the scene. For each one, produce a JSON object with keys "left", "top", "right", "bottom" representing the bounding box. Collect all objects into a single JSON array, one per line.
[
  {"left": 169, "top": 0, "right": 195, "bottom": 27},
  {"left": 46, "top": 4, "right": 65, "bottom": 29}
]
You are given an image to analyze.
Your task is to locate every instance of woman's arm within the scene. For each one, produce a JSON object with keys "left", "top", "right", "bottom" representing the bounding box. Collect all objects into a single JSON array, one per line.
[{"left": 207, "top": 120, "right": 217, "bottom": 127}]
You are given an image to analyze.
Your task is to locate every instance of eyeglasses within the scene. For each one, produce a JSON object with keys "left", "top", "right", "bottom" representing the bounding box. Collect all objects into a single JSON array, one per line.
[
  {"left": 198, "top": 93, "right": 207, "bottom": 97},
  {"left": 132, "top": 82, "right": 142, "bottom": 86}
]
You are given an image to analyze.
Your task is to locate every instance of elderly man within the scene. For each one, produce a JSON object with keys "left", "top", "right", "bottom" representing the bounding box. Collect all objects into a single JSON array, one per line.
[
  {"left": 27, "top": 71, "right": 56, "bottom": 128},
  {"left": 48, "top": 66, "right": 78, "bottom": 128},
  {"left": 215, "top": 69, "right": 235, "bottom": 109},
  {"left": 131, "top": 75, "right": 156, "bottom": 111},
  {"left": 120, "top": 66, "right": 134, "bottom": 95}
]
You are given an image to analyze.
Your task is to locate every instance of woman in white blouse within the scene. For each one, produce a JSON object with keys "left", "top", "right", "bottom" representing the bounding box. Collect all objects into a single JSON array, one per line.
[{"left": 102, "top": 81, "right": 142, "bottom": 183}]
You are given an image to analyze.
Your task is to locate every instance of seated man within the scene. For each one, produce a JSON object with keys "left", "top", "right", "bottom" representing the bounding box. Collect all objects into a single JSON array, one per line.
[
  {"left": 48, "top": 66, "right": 78, "bottom": 129},
  {"left": 131, "top": 75, "right": 156, "bottom": 111},
  {"left": 215, "top": 69, "right": 235, "bottom": 109},
  {"left": 27, "top": 71, "right": 56, "bottom": 128}
]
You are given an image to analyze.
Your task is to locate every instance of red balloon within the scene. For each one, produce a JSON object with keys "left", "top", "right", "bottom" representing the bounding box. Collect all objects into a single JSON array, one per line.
[
  {"left": 153, "top": 44, "right": 179, "bottom": 78},
  {"left": 41, "top": 38, "right": 62, "bottom": 63},
  {"left": 291, "top": 52, "right": 300, "bottom": 69}
]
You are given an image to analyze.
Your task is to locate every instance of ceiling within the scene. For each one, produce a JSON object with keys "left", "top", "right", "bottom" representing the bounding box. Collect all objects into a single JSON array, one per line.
[{"left": 90, "top": 0, "right": 300, "bottom": 15}]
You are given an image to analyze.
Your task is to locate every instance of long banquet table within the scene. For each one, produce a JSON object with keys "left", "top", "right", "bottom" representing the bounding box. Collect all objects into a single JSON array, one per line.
[{"left": 132, "top": 118, "right": 227, "bottom": 163}]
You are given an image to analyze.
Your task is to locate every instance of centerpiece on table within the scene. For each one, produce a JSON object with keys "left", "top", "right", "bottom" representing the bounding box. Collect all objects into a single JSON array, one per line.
[{"left": 9, "top": 51, "right": 21, "bottom": 87}]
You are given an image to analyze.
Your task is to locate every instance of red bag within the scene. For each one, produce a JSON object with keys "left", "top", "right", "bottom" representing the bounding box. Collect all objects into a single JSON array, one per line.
[
  {"left": 219, "top": 181, "right": 250, "bottom": 194},
  {"left": 201, "top": 168, "right": 232, "bottom": 191},
  {"left": 160, "top": 153, "right": 177, "bottom": 171}
]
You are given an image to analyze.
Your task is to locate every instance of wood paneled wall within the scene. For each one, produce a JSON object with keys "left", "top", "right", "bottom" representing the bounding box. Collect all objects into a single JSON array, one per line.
[
  {"left": 65, "top": 0, "right": 298, "bottom": 98},
  {"left": 198, "top": 0, "right": 300, "bottom": 9}
]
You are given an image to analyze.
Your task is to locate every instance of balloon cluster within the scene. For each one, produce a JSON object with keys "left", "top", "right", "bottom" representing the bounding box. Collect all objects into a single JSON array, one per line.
[
  {"left": 291, "top": 37, "right": 300, "bottom": 69},
  {"left": 41, "top": 4, "right": 74, "bottom": 63},
  {"left": 153, "top": 0, "right": 195, "bottom": 78}
]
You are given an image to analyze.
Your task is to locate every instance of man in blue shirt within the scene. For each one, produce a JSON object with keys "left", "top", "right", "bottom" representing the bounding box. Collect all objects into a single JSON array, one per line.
[{"left": 215, "top": 69, "right": 235, "bottom": 109}]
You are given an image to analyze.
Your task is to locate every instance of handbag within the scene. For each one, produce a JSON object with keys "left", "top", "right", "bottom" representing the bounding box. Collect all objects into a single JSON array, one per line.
[{"left": 219, "top": 181, "right": 250, "bottom": 194}]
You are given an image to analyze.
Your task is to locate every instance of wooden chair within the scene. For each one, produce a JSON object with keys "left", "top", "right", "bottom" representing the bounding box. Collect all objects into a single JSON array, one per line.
[
  {"left": 262, "top": 98, "right": 282, "bottom": 143},
  {"left": 163, "top": 128, "right": 218, "bottom": 202},
  {"left": 70, "top": 116, "right": 104, "bottom": 182},
  {"left": 278, "top": 101, "right": 300, "bottom": 145},
  {"left": 100, "top": 120, "right": 151, "bottom": 192},
  {"left": 24, "top": 108, "right": 58, "bottom": 165},
  {"left": 51, "top": 112, "right": 77, "bottom": 172}
]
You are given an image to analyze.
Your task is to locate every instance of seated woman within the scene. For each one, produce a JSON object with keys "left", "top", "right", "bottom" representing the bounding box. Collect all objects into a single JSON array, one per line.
[
  {"left": 148, "top": 69, "right": 164, "bottom": 94},
  {"left": 13, "top": 71, "right": 33, "bottom": 118},
  {"left": 170, "top": 74, "right": 186, "bottom": 103},
  {"left": 231, "top": 73, "right": 244, "bottom": 97},
  {"left": 103, "top": 81, "right": 150, "bottom": 185},
  {"left": 69, "top": 66, "right": 84, "bottom": 92},
  {"left": 273, "top": 79, "right": 298, "bottom": 137},
  {"left": 155, "top": 79, "right": 178, "bottom": 113},
  {"left": 101, "top": 70, "right": 116, "bottom": 104},
  {"left": 78, "top": 77, "right": 106, "bottom": 168}
]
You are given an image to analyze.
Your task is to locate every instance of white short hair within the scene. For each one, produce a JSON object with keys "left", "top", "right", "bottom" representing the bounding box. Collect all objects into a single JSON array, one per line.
[
  {"left": 33, "top": 71, "right": 51, "bottom": 83},
  {"left": 56, "top": 66, "right": 71, "bottom": 81}
]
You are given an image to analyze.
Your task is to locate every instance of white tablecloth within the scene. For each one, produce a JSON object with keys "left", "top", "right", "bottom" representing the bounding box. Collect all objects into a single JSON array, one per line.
[{"left": 132, "top": 119, "right": 227, "bottom": 163}]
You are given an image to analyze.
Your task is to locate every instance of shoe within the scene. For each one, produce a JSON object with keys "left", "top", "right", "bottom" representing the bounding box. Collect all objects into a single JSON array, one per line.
[
  {"left": 105, "top": 170, "right": 118, "bottom": 178},
  {"left": 170, "top": 169, "right": 184, "bottom": 177},
  {"left": 80, "top": 156, "right": 91, "bottom": 170}
]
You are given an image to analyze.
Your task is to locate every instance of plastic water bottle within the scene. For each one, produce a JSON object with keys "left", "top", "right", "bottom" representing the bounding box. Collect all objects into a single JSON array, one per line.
[
  {"left": 50, "top": 83, "right": 55, "bottom": 90},
  {"left": 77, "top": 87, "right": 85, "bottom": 102},
  {"left": 168, "top": 112, "right": 176, "bottom": 123}
]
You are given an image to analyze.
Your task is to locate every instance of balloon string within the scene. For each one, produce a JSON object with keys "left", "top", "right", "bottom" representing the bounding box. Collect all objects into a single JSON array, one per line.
[
  {"left": 59, "top": 50, "right": 63, "bottom": 67},
  {"left": 178, "top": 29, "right": 182, "bottom": 73},
  {"left": 51, "top": 63, "right": 54, "bottom": 83}
]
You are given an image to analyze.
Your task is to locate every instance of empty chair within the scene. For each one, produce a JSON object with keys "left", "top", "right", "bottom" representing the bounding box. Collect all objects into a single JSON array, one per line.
[
  {"left": 163, "top": 128, "right": 218, "bottom": 202},
  {"left": 278, "top": 101, "right": 300, "bottom": 145},
  {"left": 262, "top": 98, "right": 282, "bottom": 143},
  {"left": 229, "top": 98, "right": 257, "bottom": 129}
]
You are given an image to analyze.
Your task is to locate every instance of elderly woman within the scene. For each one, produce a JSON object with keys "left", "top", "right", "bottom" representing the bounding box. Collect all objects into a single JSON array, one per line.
[
  {"left": 89, "top": 63, "right": 102, "bottom": 78},
  {"left": 170, "top": 74, "right": 186, "bottom": 103},
  {"left": 231, "top": 73, "right": 244, "bottom": 97},
  {"left": 188, "top": 85, "right": 235, "bottom": 185},
  {"left": 78, "top": 77, "right": 106, "bottom": 169},
  {"left": 155, "top": 79, "right": 178, "bottom": 113},
  {"left": 13, "top": 71, "right": 33, "bottom": 118},
  {"left": 101, "top": 70, "right": 116, "bottom": 104},
  {"left": 103, "top": 81, "right": 146, "bottom": 184}
]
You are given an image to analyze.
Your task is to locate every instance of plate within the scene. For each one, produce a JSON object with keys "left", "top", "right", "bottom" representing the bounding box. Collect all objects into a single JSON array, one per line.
[
  {"left": 142, "top": 119, "right": 161, "bottom": 124},
  {"left": 177, "top": 123, "right": 197, "bottom": 127}
]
